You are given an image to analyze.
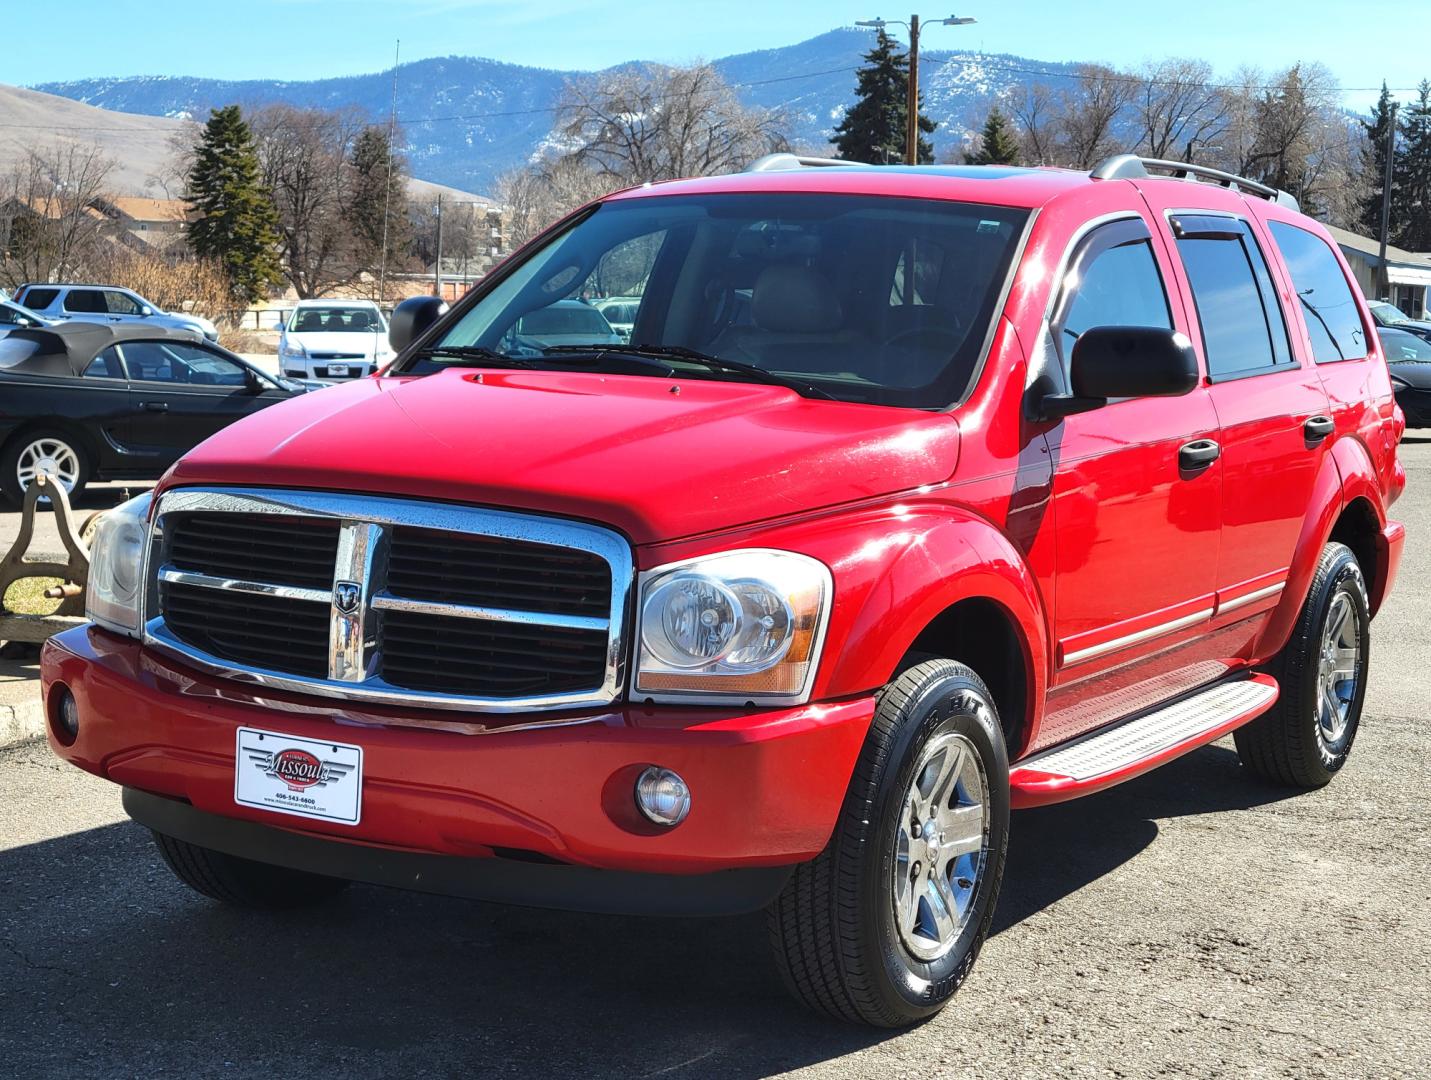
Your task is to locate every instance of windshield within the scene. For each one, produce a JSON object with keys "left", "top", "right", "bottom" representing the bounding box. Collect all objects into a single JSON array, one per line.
[
  {"left": 517, "top": 304, "right": 615, "bottom": 337},
  {"left": 288, "top": 307, "right": 385, "bottom": 333},
  {"left": 400, "top": 193, "right": 1029, "bottom": 408},
  {"left": 1371, "top": 302, "right": 1411, "bottom": 327},
  {"left": 1379, "top": 328, "right": 1431, "bottom": 362}
]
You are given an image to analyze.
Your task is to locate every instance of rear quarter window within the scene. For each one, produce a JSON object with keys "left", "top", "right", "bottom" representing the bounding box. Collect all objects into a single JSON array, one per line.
[
  {"left": 1267, "top": 221, "right": 1369, "bottom": 363},
  {"left": 19, "top": 287, "right": 59, "bottom": 311}
]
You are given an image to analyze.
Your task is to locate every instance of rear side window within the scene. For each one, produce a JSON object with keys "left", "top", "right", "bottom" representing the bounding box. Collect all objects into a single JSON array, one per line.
[
  {"left": 63, "top": 289, "right": 108, "bottom": 314},
  {"left": 1267, "top": 221, "right": 1368, "bottom": 363},
  {"left": 1173, "top": 216, "right": 1293, "bottom": 379},
  {"left": 83, "top": 347, "right": 124, "bottom": 379},
  {"left": 19, "top": 287, "right": 59, "bottom": 311}
]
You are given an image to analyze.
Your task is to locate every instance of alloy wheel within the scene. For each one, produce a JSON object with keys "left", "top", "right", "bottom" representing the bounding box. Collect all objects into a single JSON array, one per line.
[
  {"left": 892, "top": 725, "right": 990, "bottom": 962},
  {"left": 16, "top": 437, "right": 80, "bottom": 495},
  {"left": 1317, "top": 590, "right": 1362, "bottom": 748}
]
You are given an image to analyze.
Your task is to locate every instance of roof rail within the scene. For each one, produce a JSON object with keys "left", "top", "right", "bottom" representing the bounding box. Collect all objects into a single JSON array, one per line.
[
  {"left": 744, "top": 153, "right": 860, "bottom": 173},
  {"left": 1091, "top": 154, "right": 1300, "bottom": 212}
]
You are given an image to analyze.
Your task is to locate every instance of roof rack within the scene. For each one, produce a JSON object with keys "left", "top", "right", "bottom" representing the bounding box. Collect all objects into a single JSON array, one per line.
[
  {"left": 1091, "top": 154, "right": 1300, "bottom": 212},
  {"left": 744, "top": 153, "right": 860, "bottom": 173}
]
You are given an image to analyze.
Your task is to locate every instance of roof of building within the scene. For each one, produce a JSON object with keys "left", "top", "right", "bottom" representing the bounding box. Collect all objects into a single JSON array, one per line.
[
  {"left": 105, "top": 196, "right": 189, "bottom": 224},
  {"left": 1325, "top": 224, "right": 1431, "bottom": 268}
]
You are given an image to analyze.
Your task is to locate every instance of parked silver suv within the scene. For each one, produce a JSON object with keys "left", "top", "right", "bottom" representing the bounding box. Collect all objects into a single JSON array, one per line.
[{"left": 12, "top": 283, "right": 218, "bottom": 342}]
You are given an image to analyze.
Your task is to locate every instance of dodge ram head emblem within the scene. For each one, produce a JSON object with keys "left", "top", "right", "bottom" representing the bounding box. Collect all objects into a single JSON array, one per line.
[{"left": 333, "top": 581, "right": 361, "bottom": 614}]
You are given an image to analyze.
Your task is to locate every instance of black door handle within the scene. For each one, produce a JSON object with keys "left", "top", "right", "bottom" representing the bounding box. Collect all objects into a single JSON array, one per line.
[
  {"left": 1179, "top": 438, "right": 1221, "bottom": 471},
  {"left": 1304, "top": 415, "right": 1335, "bottom": 442},
  {"left": 140, "top": 401, "right": 169, "bottom": 412}
]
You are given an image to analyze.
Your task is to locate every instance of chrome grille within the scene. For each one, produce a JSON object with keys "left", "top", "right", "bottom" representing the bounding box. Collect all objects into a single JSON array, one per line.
[{"left": 144, "top": 488, "right": 631, "bottom": 713}]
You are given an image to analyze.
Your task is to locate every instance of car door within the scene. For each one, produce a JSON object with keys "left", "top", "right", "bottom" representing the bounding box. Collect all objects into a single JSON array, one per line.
[
  {"left": 116, "top": 340, "right": 288, "bottom": 464},
  {"left": 99, "top": 289, "right": 148, "bottom": 327},
  {"left": 1038, "top": 213, "right": 1226, "bottom": 746},
  {"left": 58, "top": 288, "right": 112, "bottom": 327},
  {"left": 1140, "top": 191, "right": 1332, "bottom": 638}
]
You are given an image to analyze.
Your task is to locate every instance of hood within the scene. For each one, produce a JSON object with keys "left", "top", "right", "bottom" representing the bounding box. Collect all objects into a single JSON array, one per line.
[
  {"left": 285, "top": 330, "right": 386, "bottom": 357},
  {"left": 165, "top": 369, "right": 961, "bottom": 546},
  {"left": 1388, "top": 359, "right": 1431, "bottom": 390}
]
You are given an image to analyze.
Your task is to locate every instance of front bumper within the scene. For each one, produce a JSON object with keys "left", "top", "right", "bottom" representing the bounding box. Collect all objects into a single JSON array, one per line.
[
  {"left": 1393, "top": 384, "right": 1431, "bottom": 428},
  {"left": 42, "top": 627, "right": 873, "bottom": 901}
]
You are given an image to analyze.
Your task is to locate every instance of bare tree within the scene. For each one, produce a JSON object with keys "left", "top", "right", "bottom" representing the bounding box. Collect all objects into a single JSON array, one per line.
[
  {"left": 1006, "top": 82, "right": 1059, "bottom": 166},
  {"left": 495, "top": 156, "right": 617, "bottom": 251},
  {"left": 555, "top": 63, "right": 788, "bottom": 183},
  {"left": 251, "top": 105, "right": 364, "bottom": 297},
  {"left": 1055, "top": 65, "right": 1138, "bottom": 170},
  {"left": 1132, "top": 59, "right": 1229, "bottom": 161},
  {"left": 0, "top": 143, "right": 115, "bottom": 287}
]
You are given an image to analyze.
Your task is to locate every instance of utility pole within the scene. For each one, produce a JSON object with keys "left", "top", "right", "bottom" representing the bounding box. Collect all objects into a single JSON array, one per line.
[
  {"left": 905, "top": 14, "right": 920, "bottom": 165},
  {"left": 1378, "top": 102, "right": 1398, "bottom": 303},
  {"left": 377, "top": 38, "right": 399, "bottom": 301},
  {"left": 857, "top": 14, "right": 976, "bottom": 166},
  {"left": 433, "top": 193, "right": 443, "bottom": 298}
]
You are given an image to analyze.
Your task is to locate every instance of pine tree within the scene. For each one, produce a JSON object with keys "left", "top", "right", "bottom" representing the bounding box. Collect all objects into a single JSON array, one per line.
[
  {"left": 1396, "top": 82, "right": 1431, "bottom": 252},
  {"left": 345, "top": 126, "right": 410, "bottom": 284},
  {"left": 832, "top": 29, "right": 936, "bottom": 164},
  {"left": 186, "top": 105, "right": 282, "bottom": 304},
  {"left": 1360, "top": 85, "right": 1399, "bottom": 239},
  {"left": 965, "top": 106, "right": 1020, "bottom": 166}
]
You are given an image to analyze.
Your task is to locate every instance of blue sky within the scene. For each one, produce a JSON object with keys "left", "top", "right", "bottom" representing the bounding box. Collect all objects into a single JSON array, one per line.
[{"left": 10, "top": 0, "right": 1425, "bottom": 110}]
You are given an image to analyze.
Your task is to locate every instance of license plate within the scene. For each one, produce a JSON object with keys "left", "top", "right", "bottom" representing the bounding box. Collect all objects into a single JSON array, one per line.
[
  {"left": 234, "top": 727, "right": 363, "bottom": 825},
  {"left": 326, "top": 364, "right": 350, "bottom": 377}
]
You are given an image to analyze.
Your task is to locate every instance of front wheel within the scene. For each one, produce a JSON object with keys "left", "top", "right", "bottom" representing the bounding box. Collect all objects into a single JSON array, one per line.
[
  {"left": 1, "top": 431, "right": 88, "bottom": 505},
  {"left": 152, "top": 831, "right": 350, "bottom": 909},
  {"left": 768, "top": 659, "right": 1010, "bottom": 1027}
]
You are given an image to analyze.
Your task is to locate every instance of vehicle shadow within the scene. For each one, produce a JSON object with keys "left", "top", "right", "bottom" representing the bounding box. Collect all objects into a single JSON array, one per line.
[{"left": 0, "top": 742, "right": 1300, "bottom": 1079}]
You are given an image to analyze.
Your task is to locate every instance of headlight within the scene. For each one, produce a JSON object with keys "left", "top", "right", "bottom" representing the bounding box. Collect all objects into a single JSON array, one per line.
[
  {"left": 86, "top": 492, "right": 153, "bottom": 638},
  {"left": 633, "top": 549, "right": 831, "bottom": 703},
  {"left": 279, "top": 340, "right": 307, "bottom": 358}
]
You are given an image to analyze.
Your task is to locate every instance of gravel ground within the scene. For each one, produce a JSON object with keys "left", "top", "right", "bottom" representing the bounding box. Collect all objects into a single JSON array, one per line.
[{"left": 1, "top": 437, "right": 1428, "bottom": 1080}]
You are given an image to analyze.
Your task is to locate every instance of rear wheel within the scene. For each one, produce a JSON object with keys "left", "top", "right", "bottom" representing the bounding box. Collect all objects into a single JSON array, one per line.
[
  {"left": 1, "top": 431, "right": 88, "bottom": 505},
  {"left": 768, "top": 659, "right": 1009, "bottom": 1027},
  {"left": 1235, "top": 542, "right": 1370, "bottom": 787},
  {"left": 152, "top": 831, "right": 350, "bottom": 909}
]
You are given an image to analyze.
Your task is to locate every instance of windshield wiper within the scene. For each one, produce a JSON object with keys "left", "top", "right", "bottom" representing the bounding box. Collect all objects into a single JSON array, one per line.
[
  {"left": 415, "top": 345, "right": 535, "bottom": 368},
  {"left": 541, "top": 343, "right": 834, "bottom": 400}
]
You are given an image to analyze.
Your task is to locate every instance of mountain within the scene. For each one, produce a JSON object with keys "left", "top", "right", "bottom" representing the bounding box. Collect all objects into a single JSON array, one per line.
[
  {"left": 0, "top": 84, "right": 488, "bottom": 204},
  {"left": 34, "top": 29, "right": 1080, "bottom": 193}
]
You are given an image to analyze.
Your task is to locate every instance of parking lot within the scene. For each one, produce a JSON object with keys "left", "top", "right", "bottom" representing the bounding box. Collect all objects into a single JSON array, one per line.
[{"left": 0, "top": 436, "right": 1427, "bottom": 1080}]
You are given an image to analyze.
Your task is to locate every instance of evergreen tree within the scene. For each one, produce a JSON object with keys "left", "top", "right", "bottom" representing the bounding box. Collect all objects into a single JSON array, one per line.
[
  {"left": 1359, "top": 84, "right": 1399, "bottom": 239},
  {"left": 965, "top": 106, "right": 1020, "bottom": 166},
  {"left": 346, "top": 126, "right": 410, "bottom": 283},
  {"left": 1396, "top": 82, "right": 1431, "bottom": 252},
  {"left": 186, "top": 105, "right": 282, "bottom": 303},
  {"left": 832, "top": 29, "right": 936, "bottom": 164}
]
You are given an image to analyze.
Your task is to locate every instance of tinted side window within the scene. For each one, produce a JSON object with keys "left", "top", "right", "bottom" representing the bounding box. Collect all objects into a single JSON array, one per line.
[
  {"left": 21, "top": 287, "right": 59, "bottom": 311},
  {"left": 1267, "top": 221, "right": 1368, "bottom": 363},
  {"left": 1061, "top": 238, "right": 1173, "bottom": 355},
  {"left": 63, "top": 289, "right": 108, "bottom": 314},
  {"left": 103, "top": 291, "right": 142, "bottom": 316},
  {"left": 1174, "top": 217, "right": 1294, "bottom": 378},
  {"left": 83, "top": 347, "right": 123, "bottom": 379}
]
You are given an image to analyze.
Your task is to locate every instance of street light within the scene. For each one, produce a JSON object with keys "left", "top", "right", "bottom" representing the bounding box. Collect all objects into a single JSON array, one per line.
[{"left": 856, "top": 14, "right": 977, "bottom": 164}]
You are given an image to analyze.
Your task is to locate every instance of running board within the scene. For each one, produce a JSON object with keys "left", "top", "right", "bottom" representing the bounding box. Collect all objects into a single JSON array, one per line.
[{"left": 1010, "top": 674, "right": 1279, "bottom": 808}]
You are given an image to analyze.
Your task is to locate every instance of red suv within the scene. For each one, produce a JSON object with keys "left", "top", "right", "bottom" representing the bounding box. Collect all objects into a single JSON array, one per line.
[{"left": 43, "top": 154, "right": 1406, "bottom": 1027}]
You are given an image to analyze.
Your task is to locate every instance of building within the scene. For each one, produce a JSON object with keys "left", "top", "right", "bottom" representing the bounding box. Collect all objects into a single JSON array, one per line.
[{"left": 1326, "top": 225, "right": 1431, "bottom": 318}]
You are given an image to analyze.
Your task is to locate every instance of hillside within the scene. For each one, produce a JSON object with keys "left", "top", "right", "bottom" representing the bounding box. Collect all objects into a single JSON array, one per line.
[
  {"left": 0, "top": 84, "right": 488, "bottom": 203},
  {"left": 34, "top": 29, "right": 1080, "bottom": 192}
]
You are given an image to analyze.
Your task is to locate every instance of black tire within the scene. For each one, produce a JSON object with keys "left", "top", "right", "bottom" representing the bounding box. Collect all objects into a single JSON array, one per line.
[
  {"left": 0, "top": 429, "right": 89, "bottom": 506},
  {"left": 768, "top": 659, "right": 1010, "bottom": 1027},
  {"left": 1235, "top": 542, "right": 1370, "bottom": 788},
  {"left": 152, "top": 831, "right": 350, "bottom": 909}
]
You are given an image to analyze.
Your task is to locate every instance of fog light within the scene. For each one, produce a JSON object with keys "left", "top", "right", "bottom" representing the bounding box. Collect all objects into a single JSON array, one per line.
[
  {"left": 56, "top": 688, "right": 80, "bottom": 740},
  {"left": 634, "top": 766, "right": 691, "bottom": 827}
]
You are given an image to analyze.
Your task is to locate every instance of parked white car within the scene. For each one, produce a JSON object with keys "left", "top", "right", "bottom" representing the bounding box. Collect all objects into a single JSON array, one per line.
[
  {"left": 278, "top": 300, "right": 394, "bottom": 382},
  {"left": 0, "top": 298, "right": 49, "bottom": 337}
]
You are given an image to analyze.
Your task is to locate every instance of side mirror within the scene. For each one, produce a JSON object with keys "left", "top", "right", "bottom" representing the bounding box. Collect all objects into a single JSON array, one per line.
[
  {"left": 1040, "top": 326, "right": 1199, "bottom": 419},
  {"left": 243, "top": 367, "right": 266, "bottom": 394},
  {"left": 139, "top": 306, "right": 154, "bottom": 317},
  {"left": 389, "top": 296, "right": 449, "bottom": 353}
]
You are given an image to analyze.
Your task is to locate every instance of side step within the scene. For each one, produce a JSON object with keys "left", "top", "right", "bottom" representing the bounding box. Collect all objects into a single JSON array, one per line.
[{"left": 1010, "top": 674, "right": 1279, "bottom": 808}]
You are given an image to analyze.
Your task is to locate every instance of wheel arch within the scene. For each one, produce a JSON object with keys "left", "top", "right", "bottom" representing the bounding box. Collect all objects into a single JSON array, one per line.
[{"left": 0, "top": 416, "right": 101, "bottom": 468}]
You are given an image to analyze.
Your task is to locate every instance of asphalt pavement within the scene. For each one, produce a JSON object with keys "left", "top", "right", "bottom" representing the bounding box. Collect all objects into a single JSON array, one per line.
[{"left": 2, "top": 436, "right": 1428, "bottom": 1079}]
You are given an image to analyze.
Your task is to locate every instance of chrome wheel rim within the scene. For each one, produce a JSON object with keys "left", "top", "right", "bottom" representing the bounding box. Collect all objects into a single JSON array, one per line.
[
  {"left": 1317, "top": 591, "right": 1361, "bottom": 747},
  {"left": 16, "top": 438, "right": 80, "bottom": 494},
  {"left": 892, "top": 724, "right": 990, "bottom": 962}
]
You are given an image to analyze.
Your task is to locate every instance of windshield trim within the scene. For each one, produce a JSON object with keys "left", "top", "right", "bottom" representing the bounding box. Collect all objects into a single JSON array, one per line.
[{"left": 391, "top": 194, "right": 1033, "bottom": 412}]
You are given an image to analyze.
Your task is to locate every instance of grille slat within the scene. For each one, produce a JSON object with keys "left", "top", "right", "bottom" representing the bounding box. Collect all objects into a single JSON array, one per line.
[{"left": 153, "top": 503, "right": 621, "bottom": 707}]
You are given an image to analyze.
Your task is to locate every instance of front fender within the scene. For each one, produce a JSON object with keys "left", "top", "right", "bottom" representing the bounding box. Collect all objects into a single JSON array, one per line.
[{"left": 643, "top": 501, "right": 1050, "bottom": 719}]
